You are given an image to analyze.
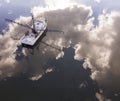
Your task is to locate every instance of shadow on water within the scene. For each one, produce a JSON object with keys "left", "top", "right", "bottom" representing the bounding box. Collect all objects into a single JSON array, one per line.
[{"left": 0, "top": 47, "right": 99, "bottom": 101}]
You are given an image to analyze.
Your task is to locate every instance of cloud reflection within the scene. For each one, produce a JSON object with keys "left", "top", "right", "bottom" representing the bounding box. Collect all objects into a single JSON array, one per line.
[{"left": 0, "top": 1, "right": 120, "bottom": 99}]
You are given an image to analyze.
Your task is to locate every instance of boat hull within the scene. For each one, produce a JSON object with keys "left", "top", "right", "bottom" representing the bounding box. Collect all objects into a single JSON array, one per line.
[
  {"left": 22, "top": 28, "right": 47, "bottom": 49},
  {"left": 20, "top": 17, "right": 47, "bottom": 49}
]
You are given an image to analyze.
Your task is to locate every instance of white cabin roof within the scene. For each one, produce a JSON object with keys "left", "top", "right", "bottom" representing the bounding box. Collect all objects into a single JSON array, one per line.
[{"left": 21, "top": 33, "right": 36, "bottom": 45}]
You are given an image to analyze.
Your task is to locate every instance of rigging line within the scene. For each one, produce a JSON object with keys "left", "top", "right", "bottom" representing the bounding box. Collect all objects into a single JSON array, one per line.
[
  {"left": 41, "top": 41, "right": 61, "bottom": 52},
  {"left": 47, "top": 29, "right": 64, "bottom": 34}
]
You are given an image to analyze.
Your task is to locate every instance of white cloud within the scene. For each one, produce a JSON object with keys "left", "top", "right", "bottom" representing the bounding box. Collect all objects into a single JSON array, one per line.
[
  {"left": 45, "top": 68, "right": 53, "bottom": 73},
  {"left": 1, "top": 2, "right": 120, "bottom": 97},
  {"left": 29, "top": 74, "right": 43, "bottom": 81},
  {"left": 5, "top": 0, "right": 10, "bottom": 3},
  {"left": 94, "top": 0, "right": 101, "bottom": 3},
  {"left": 96, "top": 92, "right": 111, "bottom": 101},
  {"left": 45, "top": 0, "right": 77, "bottom": 9},
  {"left": 79, "top": 81, "right": 87, "bottom": 88},
  {"left": 74, "top": 11, "right": 120, "bottom": 92},
  {"left": 0, "top": 4, "right": 93, "bottom": 79}
]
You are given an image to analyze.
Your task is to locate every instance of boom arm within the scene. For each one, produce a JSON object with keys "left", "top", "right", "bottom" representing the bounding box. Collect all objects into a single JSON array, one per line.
[
  {"left": 5, "top": 18, "right": 32, "bottom": 30},
  {"left": 47, "top": 29, "right": 64, "bottom": 34}
]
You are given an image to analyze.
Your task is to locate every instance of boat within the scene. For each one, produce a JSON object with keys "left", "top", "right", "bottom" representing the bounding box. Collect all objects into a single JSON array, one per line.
[{"left": 20, "top": 17, "right": 47, "bottom": 48}]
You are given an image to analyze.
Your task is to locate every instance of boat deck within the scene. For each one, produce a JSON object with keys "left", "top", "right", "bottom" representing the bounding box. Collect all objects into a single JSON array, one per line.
[{"left": 20, "top": 17, "right": 47, "bottom": 47}]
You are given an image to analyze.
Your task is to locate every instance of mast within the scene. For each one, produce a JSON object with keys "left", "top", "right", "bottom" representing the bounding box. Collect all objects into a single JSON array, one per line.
[{"left": 31, "top": 13, "right": 37, "bottom": 34}]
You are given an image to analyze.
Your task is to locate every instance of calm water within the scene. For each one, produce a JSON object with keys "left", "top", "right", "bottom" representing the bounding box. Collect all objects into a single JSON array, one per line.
[
  {"left": 0, "top": 1, "right": 120, "bottom": 101},
  {"left": 0, "top": 0, "right": 45, "bottom": 31}
]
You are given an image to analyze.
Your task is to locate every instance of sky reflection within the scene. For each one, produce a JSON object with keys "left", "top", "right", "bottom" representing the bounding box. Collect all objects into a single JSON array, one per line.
[{"left": 0, "top": 0, "right": 120, "bottom": 101}]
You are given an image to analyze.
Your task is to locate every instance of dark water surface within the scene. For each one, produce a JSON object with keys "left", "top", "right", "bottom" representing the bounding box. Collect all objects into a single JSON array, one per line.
[{"left": 0, "top": 48, "right": 99, "bottom": 101}]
